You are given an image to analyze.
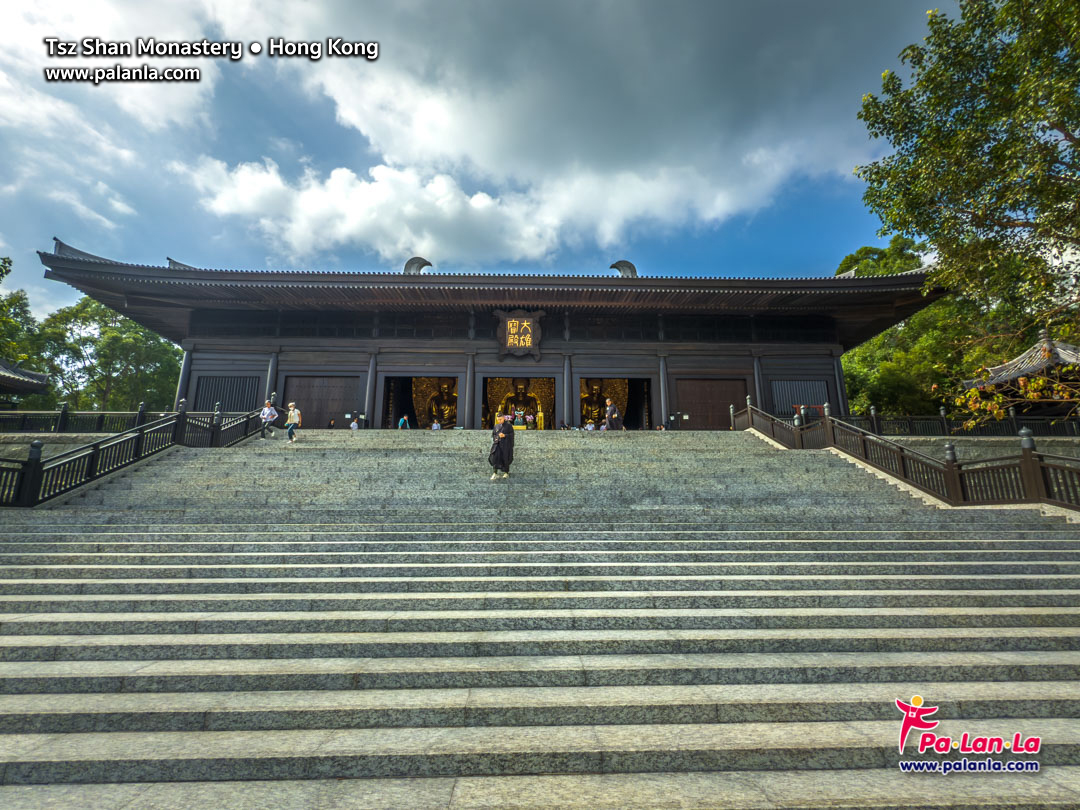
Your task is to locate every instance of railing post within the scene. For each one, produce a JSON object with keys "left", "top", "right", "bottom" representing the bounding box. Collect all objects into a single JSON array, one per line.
[
  {"left": 939, "top": 406, "right": 948, "bottom": 435},
  {"left": 869, "top": 405, "right": 880, "bottom": 435},
  {"left": 270, "top": 391, "right": 277, "bottom": 406},
  {"left": 174, "top": 398, "right": 188, "bottom": 446},
  {"left": 55, "top": 402, "right": 69, "bottom": 434},
  {"left": 746, "top": 394, "right": 752, "bottom": 411},
  {"left": 136, "top": 402, "right": 147, "bottom": 427},
  {"left": 792, "top": 411, "right": 804, "bottom": 449},
  {"left": 942, "top": 443, "right": 962, "bottom": 503},
  {"left": 86, "top": 440, "right": 100, "bottom": 480},
  {"left": 96, "top": 412, "right": 105, "bottom": 432},
  {"left": 1017, "top": 427, "right": 1047, "bottom": 503},
  {"left": 1008, "top": 406, "right": 1019, "bottom": 437},
  {"left": 729, "top": 404, "right": 735, "bottom": 430},
  {"left": 133, "top": 422, "right": 146, "bottom": 459},
  {"left": 823, "top": 402, "right": 835, "bottom": 446},
  {"left": 211, "top": 402, "right": 223, "bottom": 448},
  {"left": 16, "top": 440, "right": 44, "bottom": 507}
]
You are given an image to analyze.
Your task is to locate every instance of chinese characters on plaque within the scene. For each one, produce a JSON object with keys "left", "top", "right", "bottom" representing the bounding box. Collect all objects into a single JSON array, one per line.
[{"left": 494, "top": 309, "right": 545, "bottom": 360}]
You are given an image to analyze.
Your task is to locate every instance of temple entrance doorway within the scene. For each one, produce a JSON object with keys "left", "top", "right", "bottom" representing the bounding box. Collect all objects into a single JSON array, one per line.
[
  {"left": 382, "top": 376, "right": 460, "bottom": 429},
  {"left": 675, "top": 378, "right": 747, "bottom": 430},
  {"left": 579, "top": 378, "right": 652, "bottom": 429},
  {"left": 483, "top": 377, "right": 555, "bottom": 429},
  {"left": 282, "top": 376, "right": 361, "bottom": 429}
]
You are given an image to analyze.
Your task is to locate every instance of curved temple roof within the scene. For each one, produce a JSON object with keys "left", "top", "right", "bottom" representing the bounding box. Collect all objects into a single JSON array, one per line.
[
  {"left": 0, "top": 358, "right": 49, "bottom": 396},
  {"left": 39, "top": 239, "right": 946, "bottom": 348},
  {"left": 964, "top": 331, "right": 1080, "bottom": 388}
]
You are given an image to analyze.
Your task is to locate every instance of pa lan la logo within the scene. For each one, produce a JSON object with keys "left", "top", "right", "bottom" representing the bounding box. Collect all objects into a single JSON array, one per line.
[{"left": 895, "top": 695, "right": 1041, "bottom": 756}]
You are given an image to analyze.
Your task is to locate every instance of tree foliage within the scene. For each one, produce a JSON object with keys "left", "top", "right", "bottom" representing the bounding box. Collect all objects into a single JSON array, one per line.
[
  {"left": 853, "top": 0, "right": 1079, "bottom": 419},
  {"left": 835, "top": 235, "right": 926, "bottom": 278},
  {"left": 0, "top": 257, "right": 181, "bottom": 411},
  {"left": 857, "top": 0, "right": 1078, "bottom": 324},
  {"left": 0, "top": 257, "right": 39, "bottom": 368},
  {"left": 36, "top": 298, "right": 182, "bottom": 411}
]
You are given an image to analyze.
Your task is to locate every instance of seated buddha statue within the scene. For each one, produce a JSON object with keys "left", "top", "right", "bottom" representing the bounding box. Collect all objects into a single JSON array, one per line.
[
  {"left": 426, "top": 379, "right": 458, "bottom": 427},
  {"left": 499, "top": 378, "right": 542, "bottom": 428},
  {"left": 581, "top": 380, "right": 606, "bottom": 425}
]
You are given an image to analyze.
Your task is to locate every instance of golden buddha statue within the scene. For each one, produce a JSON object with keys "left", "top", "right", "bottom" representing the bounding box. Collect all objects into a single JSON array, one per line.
[
  {"left": 499, "top": 378, "right": 542, "bottom": 428},
  {"left": 427, "top": 378, "right": 458, "bottom": 427},
  {"left": 581, "top": 380, "right": 606, "bottom": 425}
]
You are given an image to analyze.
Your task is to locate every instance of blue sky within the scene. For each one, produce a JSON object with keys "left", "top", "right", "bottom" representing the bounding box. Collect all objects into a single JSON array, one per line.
[{"left": 0, "top": 0, "right": 953, "bottom": 316}]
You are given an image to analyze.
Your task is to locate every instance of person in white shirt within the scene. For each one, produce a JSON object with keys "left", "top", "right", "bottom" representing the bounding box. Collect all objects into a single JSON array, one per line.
[
  {"left": 259, "top": 401, "right": 278, "bottom": 439},
  {"left": 285, "top": 402, "right": 301, "bottom": 443},
  {"left": 431, "top": 419, "right": 441, "bottom": 430},
  {"left": 350, "top": 418, "right": 359, "bottom": 432}
]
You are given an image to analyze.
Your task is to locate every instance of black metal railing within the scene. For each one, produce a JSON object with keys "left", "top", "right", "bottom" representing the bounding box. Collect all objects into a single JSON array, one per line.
[
  {"left": 0, "top": 400, "right": 262, "bottom": 507},
  {"left": 834, "top": 409, "right": 1079, "bottom": 437},
  {"left": 735, "top": 403, "right": 1080, "bottom": 512},
  {"left": 0, "top": 402, "right": 160, "bottom": 434}
]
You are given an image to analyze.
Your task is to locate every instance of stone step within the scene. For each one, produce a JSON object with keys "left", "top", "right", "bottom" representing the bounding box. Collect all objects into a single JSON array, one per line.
[
  {"left": 4, "top": 588, "right": 1079, "bottom": 613},
  {"left": 3, "top": 606, "right": 1080, "bottom": 637},
  {"left": 3, "top": 573, "right": 1078, "bottom": 595},
  {"left": 4, "top": 766, "right": 1079, "bottom": 810},
  {"left": 1, "top": 680, "right": 1075, "bottom": 734},
  {"left": 3, "top": 650, "right": 1075, "bottom": 694},
  {"left": 4, "top": 627, "right": 1079, "bottom": 662},
  {"left": 8, "top": 549, "right": 1080, "bottom": 566},
  {"left": 21, "top": 509, "right": 1069, "bottom": 525},
  {"left": 7, "top": 536, "right": 1080, "bottom": 551},
  {"left": 5, "top": 524, "right": 1073, "bottom": 537},
  {"left": 6, "top": 561, "right": 1080, "bottom": 579},
  {"left": 1, "top": 717, "right": 1072, "bottom": 784}
]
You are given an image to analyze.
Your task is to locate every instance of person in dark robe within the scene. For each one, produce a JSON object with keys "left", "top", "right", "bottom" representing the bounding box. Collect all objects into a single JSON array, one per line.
[
  {"left": 488, "top": 414, "right": 515, "bottom": 479},
  {"left": 604, "top": 398, "right": 623, "bottom": 431}
]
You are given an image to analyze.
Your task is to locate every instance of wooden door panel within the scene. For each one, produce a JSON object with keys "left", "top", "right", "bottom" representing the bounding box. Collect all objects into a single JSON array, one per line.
[
  {"left": 282, "top": 376, "right": 361, "bottom": 429},
  {"left": 675, "top": 379, "right": 747, "bottom": 430}
]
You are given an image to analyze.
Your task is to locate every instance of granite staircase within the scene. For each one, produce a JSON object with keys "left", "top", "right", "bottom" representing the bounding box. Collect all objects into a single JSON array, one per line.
[{"left": 1, "top": 430, "right": 1080, "bottom": 808}]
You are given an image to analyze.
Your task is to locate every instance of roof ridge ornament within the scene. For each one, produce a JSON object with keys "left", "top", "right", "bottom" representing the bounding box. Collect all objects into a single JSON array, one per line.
[
  {"left": 51, "top": 238, "right": 116, "bottom": 263},
  {"left": 610, "top": 260, "right": 637, "bottom": 278},
  {"left": 167, "top": 257, "right": 197, "bottom": 270},
  {"left": 404, "top": 257, "right": 432, "bottom": 275}
]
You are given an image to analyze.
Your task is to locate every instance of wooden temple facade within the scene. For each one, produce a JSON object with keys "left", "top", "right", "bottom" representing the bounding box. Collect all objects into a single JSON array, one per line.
[{"left": 38, "top": 240, "right": 943, "bottom": 430}]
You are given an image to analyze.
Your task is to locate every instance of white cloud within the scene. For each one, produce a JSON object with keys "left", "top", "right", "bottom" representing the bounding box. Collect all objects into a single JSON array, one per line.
[
  {"left": 0, "top": 0, "right": 220, "bottom": 132},
  {"left": 171, "top": 157, "right": 560, "bottom": 263},
  {"left": 0, "top": 71, "right": 136, "bottom": 167},
  {"left": 47, "top": 190, "right": 117, "bottom": 230},
  {"left": 0, "top": 0, "right": 945, "bottom": 273},
  {"left": 168, "top": 0, "right": 931, "bottom": 264}
]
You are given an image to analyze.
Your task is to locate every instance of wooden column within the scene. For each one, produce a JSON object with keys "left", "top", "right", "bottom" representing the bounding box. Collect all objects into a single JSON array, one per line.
[
  {"left": 464, "top": 354, "right": 475, "bottom": 429},
  {"left": 563, "top": 354, "right": 573, "bottom": 427},
  {"left": 264, "top": 352, "right": 278, "bottom": 402},
  {"left": 173, "top": 350, "right": 192, "bottom": 411},
  {"left": 752, "top": 355, "right": 764, "bottom": 409},
  {"left": 658, "top": 355, "right": 669, "bottom": 424},
  {"left": 364, "top": 354, "right": 377, "bottom": 429},
  {"left": 834, "top": 356, "right": 849, "bottom": 416}
]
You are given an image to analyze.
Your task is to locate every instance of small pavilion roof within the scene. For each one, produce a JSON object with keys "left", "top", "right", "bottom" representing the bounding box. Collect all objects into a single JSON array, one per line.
[
  {"left": 963, "top": 330, "right": 1080, "bottom": 388},
  {"left": 0, "top": 358, "right": 49, "bottom": 395}
]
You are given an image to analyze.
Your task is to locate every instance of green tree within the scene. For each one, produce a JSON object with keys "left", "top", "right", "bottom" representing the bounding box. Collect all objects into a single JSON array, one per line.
[
  {"left": 0, "top": 257, "right": 40, "bottom": 367},
  {"left": 856, "top": 0, "right": 1078, "bottom": 332},
  {"left": 837, "top": 239, "right": 1049, "bottom": 416},
  {"left": 835, "top": 235, "right": 927, "bottom": 278},
  {"left": 37, "top": 298, "right": 181, "bottom": 411}
]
